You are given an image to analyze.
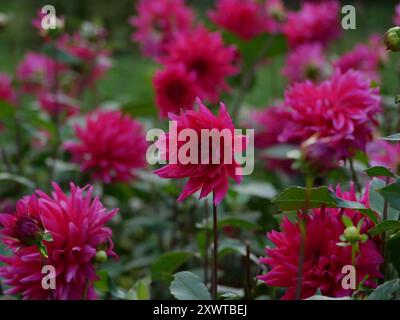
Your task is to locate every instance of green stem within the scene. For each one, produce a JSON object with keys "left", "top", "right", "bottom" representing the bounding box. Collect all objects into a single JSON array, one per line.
[
  {"left": 349, "top": 158, "right": 361, "bottom": 193},
  {"left": 211, "top": 194, "right": 218, "bottom": 300}
]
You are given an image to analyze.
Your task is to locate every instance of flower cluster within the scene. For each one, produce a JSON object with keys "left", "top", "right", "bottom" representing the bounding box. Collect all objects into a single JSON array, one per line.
[
  {"left": 259, "top": 184, "right": 383, "bottom": 299},
  {"left": 0, "top": 183, "right": 118, "bottom": 300}
]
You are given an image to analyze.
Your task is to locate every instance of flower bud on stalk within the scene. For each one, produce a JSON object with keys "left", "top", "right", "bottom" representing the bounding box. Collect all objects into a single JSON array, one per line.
[{"left": 384, "top": 27, "right": 400, "bottom": 52}]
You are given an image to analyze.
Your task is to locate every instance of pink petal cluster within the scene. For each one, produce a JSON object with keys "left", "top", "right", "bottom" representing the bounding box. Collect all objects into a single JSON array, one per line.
[
  {"left": 282, "top": 43, "right": 326, "bottom": 84},
  {"left": 367, "top": 140, "right": 400, "bottom": 173},
  {"left": 259, "top": 184, "right": 383, "bottom": 300},
  {"left": 38, "top": 92, "right": 79, "bottom": 117},
  {"left": 153, "top": 64, "right": 198, "bottom": 117},
  {"left": 279, "top": 70, "right": 381, "bottom": 162},
  {"left": 16, "top": 52, "right": 64, "bottom": 94},
  {"left": 65, "top": 110, "right": 147, "bottom": 184},
  {"left": 0, "top": 73, "right": 16, "bottom": 105},
  {"left": 0, "top": 183, "right": 118, "bottom": 300},
  {"left": 56, "top": 32, "right": 112, "bottom": 90},
  {"left": 130, "top": 0, "right": 194, "bottom": 59},
  {"left": 154, "top": 98, "right": 244, "bottom": 205},
  {"left": 252, "top": 105, "right": 296, "bottom": 173},
  {"left": 162, "top": 27, "right": 238, "bottom": 103},
  {"left": 333, "top": 35, "right": 387, "bottom": 83},
  {"left": 283, "top": 1, "right": 341, "bottom": 48},
  {"left": 208, "top": 0, "right": 268, "bottom": 41}
]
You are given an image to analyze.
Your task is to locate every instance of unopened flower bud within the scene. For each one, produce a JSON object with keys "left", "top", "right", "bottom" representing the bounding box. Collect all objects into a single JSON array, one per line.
[
  {"left": 94, "top": 250, "right": 108, "bottom": 264},
  {"left": 343, "top": 226, "right": 360, "bottom": 243},
  {"left": 384, "top": 27, "right": 400, "bottom": 52},
  {"left": 14, "top": 216, "right": 44, "bottom": 246}
]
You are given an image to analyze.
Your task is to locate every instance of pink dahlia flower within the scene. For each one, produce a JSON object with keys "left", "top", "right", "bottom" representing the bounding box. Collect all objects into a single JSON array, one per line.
[
  {"left": 252, "top": 106, "right": 296, "bottom": 173},
  {"left": 259, "top": 184, "right": 382, "bottom": 300},
  {"left": 16, "top": 52, "right": 64, "bottom": 94},
  {"left": 0, "top": 73, "right": 16, "bottom": 105},
  {"left": 38, "top": 92, "right": 79, "bottom": 116},
  {"left": 279, "top": 70, "right": 381, "bottom": 162},
  {"left": 154, "top": 98, "right": 245, "bottom": 205},
  {"left": 162, "top": 26, "right": 238, "bottom": 102},
  {"left": 333, "top": 35, "right": 387, "bottom": 83},
  {"left": 56, "top": 33, "right": 112, "bottom": 90},
  {"left": 0, "top": 183, "right": 118, "bottom": 300},
  {"left": 208, "top": 0, "right": 267, "bottom": 41},
  {"left": 153, "top": 64, "right": 198, "bottom": 118},
  {"left": 394, "top": 3, "right": 400, "bottom": 26},
  {"left": 130, "top": 0, "right": 194, "bottom": 59},
  {"left": 65, "top": 110, "right": 147, "bottom": 184},
  {"left": 282, "top": 43, "right": 327, "bottom": 83},
  {"left": 283, "top": 1, "right": 341, "bottom": 48},
  {"left": 367, "top": 140, "right": 400, "bottom": 173}
]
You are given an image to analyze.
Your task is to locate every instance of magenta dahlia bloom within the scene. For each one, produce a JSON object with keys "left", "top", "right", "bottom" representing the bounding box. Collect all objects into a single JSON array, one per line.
[
  {"left": 367, "top": 140, "right": 400, "bottom": 173},
  {"left": 282, "top": 43, "right": 326, "bottom": 83},
  {"left": 0, "top": 183, "right": 118, "bottom": 300},
  {"left": 279, "top": 70, "right": 381, "bottom": 162},
  {"left": 0, "top": 73, "right": 16, "bottom": 105},
  {"left": 333, "top": 35, "right": 387, "bottom": 83},
  {"left": 162, "top": 27, "right": 238, "bottom": 102},
  {"left": 283, "top": 1, "right": 341, "bottom": 48},
  {"left": 259, "top": 184, "right": 382, "bottom": 300},
  {"left": 153, "top": 64, "right": 198, "bottom": 118},
  {"left": 209, "top": 0, "right": 267, "bottom": 41},
  {"left": 65, "top": 110, "right": 147, "bottom": 184},
  {"left": 16, "top": 52, "right": 64, "bottom": 94},
  {"left": 154, "top": 98, "right": 244, "bottom": 205},
  {"left": 130, "top": 0, "right": 194, "bottom": 59}
]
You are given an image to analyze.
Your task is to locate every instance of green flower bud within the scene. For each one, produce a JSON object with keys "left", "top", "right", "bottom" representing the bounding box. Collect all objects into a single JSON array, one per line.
[
  {"left": 384, "top": 27, "right": 400, "bottom": 52},
  {"left": 343, "top": 226, "right": 360, "bottom": 243},
  {"left": 94, "top": 250, "right": 108, "bottom": 264}
]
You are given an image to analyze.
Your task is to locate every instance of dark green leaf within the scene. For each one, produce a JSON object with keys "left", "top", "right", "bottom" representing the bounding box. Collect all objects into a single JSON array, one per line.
[
  {"left": 170, "top": 271, "right": 211, "bottom": 300},
  {"left": 151, "top": 251, "right": 193, "bottom": 282},
  {"left": 367, "top": 279, "right": 400, "bottom": 300},
  {"left": 365, "top": 166, "right": 396, "bottom": 178},
  {"left": 378, "top": 179, "right": 400, "bottom": 210},
  {"left": 369, "top": 221, "right": 400, "bottom": 236}
]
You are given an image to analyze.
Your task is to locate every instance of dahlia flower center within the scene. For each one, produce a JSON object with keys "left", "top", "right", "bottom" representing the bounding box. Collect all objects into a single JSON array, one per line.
[
  {"left": 14, "top": 216, "right": 44, "bottom": 246},
  {"left": 189, "top": 58, "right": 209, "bottom": 77},
  {"left": 166, "top": 81, "right": 187, "bottom": 101}
]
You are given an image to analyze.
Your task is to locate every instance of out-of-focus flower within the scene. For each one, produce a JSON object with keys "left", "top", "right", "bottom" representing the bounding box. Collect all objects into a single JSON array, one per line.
[
  {"left": 65, "top": 110, "right": 147, "bottom": 184},
  {"left": 153, "top": 64, "right": 198, "bottom": 118},
  {"left": 282, "top": 43, "right": 327, "bottom": 83},
  {"left": 384, "top": 26, "right": 400, "bottom": 52},
  {"left": 0, "top": 13, "right": 11, "bottom": 31},
  {"left": 0, "top": 183, "right": 118, "bottom": 299},
  {"left": 163, "top": 27, "right": 238, "bottom": 102},
  {"left": 283, "top": 1, "right": 341, "bottom": 48},
  {"left": 31, "top": 130, "right": 51, "bottom": 150},
  {"left": 32, "top": 9, "right": 65, "bottom": 38},
  {"left": 130, "top": 0, "right": 194, "bottom": 59},
  {"left": 38, "top": 91, "right": 79, "bottom": 116},
  {"left": 264, "top": 0, "right": 286, "bottom": 34},
  {"left": 154, "top": 98, "right": 244, "bottom": 205},
  {"left": 208, "top": 0, "right": 267, "bottom": 41},
  {"left": 259, "top": 184, "right": 382, "bottom": 300},
  {"left": 367, "top": 140, "right": 400, "bottom": 173},
  {"left": 56, "top": 33, "right": 112, "bottom": 91},
  {"left": 0, "top": 73, "right": 16, "bottom": 105},
  {"left": 394, "top": 3, "right": 400, "bottom": 26},
  {"left": 252, "top": 105, "right": 296, "bottom": 173},
  {"left": 16, "top": 52, "right": 64, "bottom": 94},
  {"left": 279, "top": 70, "right": 381, "bottom": 164},
  {"left": 334, "top": 35, "right": 388, "bottom": 83}
]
